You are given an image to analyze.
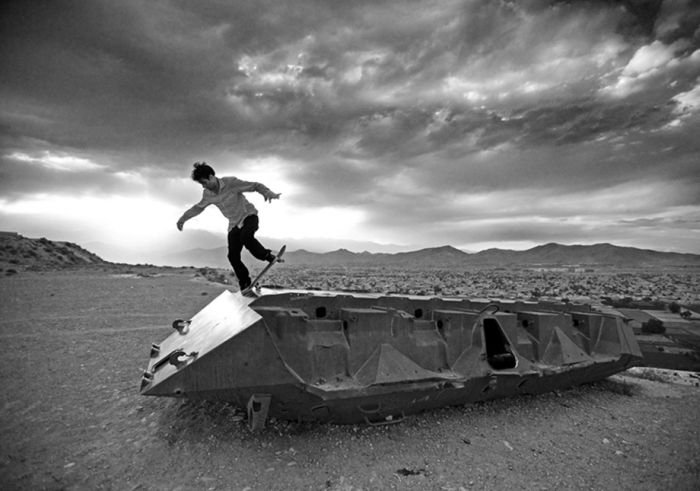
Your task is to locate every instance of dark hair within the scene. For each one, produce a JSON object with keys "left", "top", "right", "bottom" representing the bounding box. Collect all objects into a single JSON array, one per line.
[{"left": 191, "top": 162, "right": 215, "bottom": 181}]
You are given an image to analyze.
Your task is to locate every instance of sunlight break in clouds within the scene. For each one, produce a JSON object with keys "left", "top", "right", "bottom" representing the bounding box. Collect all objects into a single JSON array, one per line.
[
  {"left": 624, "top": 41, "right": 678, "bottom": 75},
  {"left": 601, "top": 42, "right": 699, "bottom": 98},
  {"left": 7, "top": 151, "right": 105, "bottom": 172},
  {"left": 672, "top": 77, "right": 700, "bottom": 113}
]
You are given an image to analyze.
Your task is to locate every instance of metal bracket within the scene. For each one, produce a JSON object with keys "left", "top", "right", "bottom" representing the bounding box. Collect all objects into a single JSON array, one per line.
[
  {"left": 151, "top": 348, "right": 197, "bottom": 373},
  {"left": 150, "top": 343, "right": 161, "bottom": 358},
  {"left": 247, "top": 394, "right": 272, "bottom": 431},
  {"left": 172, "top": 319, "right": 191, "bottom": 334}
]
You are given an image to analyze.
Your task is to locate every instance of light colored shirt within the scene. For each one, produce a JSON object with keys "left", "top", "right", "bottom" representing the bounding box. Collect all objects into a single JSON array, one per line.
[{"left": 195, "top": 176, "right": 275, "bottom": 231}]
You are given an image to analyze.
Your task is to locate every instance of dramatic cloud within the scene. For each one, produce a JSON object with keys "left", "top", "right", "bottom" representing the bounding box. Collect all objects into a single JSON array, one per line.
[{"left": 1, "top": 0, "right": 699, "bottom": 261}]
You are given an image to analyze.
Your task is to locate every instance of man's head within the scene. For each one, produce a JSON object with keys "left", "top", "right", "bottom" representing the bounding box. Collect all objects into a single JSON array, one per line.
[
  {"left": 191, "top": 162, "right": 218, "bottom": 191},
  {"left": 191, "top": 162, "right": 215, "bottom": 181}
]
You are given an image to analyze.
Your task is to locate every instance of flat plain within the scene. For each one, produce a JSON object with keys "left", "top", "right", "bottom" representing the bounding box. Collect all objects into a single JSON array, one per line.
[{"left": 1, "top": 270, "right": 699, "bottom": 490}]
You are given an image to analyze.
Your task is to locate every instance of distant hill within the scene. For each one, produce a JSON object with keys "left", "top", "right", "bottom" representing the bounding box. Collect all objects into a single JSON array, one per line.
[
  {"left": 0, "top": 232, "right": 108, "bottom": 271},
  {"left": 2, "top": 232, "right": 699, "bottom": 271},
  {"left": 163, "top": 244, "right": 474, "bottom": 268},
  {"left": 165, "top": 242, "right": 700, "bottom": 268},
  {"left": 290, "top": 243, "right": 700, "bottom": 267},
  {"left": 469, "top": 243, "right": 700, "bottom": 267}
]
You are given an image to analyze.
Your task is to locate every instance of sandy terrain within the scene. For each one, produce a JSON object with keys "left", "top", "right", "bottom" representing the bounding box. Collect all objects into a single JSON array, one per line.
[{"left": 1, "top": 271, "right": 699, "bottom": 490}]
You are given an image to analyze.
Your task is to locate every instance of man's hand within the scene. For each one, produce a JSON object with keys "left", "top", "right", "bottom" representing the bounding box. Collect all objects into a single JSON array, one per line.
[
  {"left": 265, "top": 192, "right": 281, "bottom": 203},
  {"left": 176, "top": 206, "right": 203, "bottom": 230}
]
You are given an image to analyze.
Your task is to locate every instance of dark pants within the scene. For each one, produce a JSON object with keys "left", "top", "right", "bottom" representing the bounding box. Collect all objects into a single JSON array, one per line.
[{"left": 227, "top": 214, "right": 270, "bottom": 289}]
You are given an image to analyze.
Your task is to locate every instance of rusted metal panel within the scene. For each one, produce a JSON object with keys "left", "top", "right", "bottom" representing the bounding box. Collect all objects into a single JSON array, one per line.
[{"left": 140, "top": 289, "right": 642, "bottom": 425}]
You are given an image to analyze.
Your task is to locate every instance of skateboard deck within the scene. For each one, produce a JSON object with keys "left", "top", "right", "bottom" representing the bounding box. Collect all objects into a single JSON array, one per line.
[{"left": 241, "top": 245, "right": 286, "bottom": 297}]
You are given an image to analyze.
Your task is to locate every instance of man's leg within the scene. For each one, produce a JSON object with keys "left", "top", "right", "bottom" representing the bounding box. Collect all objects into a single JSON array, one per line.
[
  {"left": 227, "top": 226, "right": 251, "bottom": 289},
  {"left": 239, "top": 215, "right": 275, "bottom": 262}
]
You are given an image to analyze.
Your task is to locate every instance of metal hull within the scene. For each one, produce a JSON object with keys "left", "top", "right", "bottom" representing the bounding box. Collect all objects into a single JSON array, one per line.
[{"left": 140, "top": 289, "right": 642, "bottom": 425}]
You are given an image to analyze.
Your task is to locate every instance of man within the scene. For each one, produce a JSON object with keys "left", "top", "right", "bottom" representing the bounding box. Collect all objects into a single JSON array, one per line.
[{"left": 176, "top": 162, "right": 281, "bottom": 290}]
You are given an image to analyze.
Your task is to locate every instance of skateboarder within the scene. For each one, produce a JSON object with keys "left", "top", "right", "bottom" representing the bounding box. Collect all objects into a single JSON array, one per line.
[{"left": 176, "top": 162, "right": 282, "bottom": 291}]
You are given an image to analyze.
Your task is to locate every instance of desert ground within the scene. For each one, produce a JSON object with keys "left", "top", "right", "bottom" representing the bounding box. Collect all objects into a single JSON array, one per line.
[{"left": 1, "top": 270, "right": 699, "bottom": 490}]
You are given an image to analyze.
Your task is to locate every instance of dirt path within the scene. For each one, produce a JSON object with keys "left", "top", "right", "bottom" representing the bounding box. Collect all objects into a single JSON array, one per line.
[{"left": 1, "top": 271, "right": 698, "bottom": 490}]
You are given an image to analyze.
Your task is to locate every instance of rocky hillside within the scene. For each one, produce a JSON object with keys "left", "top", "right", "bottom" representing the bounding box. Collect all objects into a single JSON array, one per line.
[{"left": 0, "top": 232, "right": 108, "bottom": 272}]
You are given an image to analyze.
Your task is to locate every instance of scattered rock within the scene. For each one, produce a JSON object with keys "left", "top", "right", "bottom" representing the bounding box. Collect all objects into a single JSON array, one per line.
[{"left": 396, "top": 467, "right": 426, "bottom": 476}]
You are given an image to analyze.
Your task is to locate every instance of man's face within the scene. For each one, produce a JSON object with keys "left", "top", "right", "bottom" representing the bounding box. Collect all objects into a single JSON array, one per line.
[{"left": 197, "top": 175, "right": 218, "bottom": 192}]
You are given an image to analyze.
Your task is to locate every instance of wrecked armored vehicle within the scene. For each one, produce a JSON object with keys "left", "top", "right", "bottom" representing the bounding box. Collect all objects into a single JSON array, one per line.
[{"left": 140, "top": 289, "right": 641, "bottom": 427}]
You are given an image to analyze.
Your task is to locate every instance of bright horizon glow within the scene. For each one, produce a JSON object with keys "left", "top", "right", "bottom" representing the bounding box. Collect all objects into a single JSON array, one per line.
[
  {"left": 0, "top": 194, "right": 181, "bottom": 250},
  {"left": 2, "top": 189, "right": 698, "bottom": 257}
]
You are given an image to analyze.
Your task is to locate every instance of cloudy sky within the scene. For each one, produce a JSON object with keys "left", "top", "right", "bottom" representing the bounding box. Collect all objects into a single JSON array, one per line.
[{"left": 1, "top": 0, "right": 699, "bottom": 262}]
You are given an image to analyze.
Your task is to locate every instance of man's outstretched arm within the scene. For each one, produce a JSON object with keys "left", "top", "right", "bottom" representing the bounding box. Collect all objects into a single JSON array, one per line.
[
  {"left": 176, "top": 205, "right": 204, "bottom": 231},
  {"left": 234, "top": 179, "right": 281, "bottom": 203},
  {"left": 255, "top": 183, "right": 281, "bottom": 203}
]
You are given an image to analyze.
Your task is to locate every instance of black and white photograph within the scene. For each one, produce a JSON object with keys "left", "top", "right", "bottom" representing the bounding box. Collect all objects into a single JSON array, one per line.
[{"left": 1, "top": 1, "right": 699, "bottom": 489}]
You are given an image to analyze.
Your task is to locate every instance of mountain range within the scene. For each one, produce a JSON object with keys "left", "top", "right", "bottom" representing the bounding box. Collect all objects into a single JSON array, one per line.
[
  {"left": 164, "top": 242, "right": 700, "bottom": 269},
  {"left": 2, "top": 231, "right": 699, "bottom": 271}
]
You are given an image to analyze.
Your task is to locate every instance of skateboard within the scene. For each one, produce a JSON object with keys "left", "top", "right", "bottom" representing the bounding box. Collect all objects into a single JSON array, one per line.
[{"left": 241, "top": 245, "right": 286, "bottom": 297}]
